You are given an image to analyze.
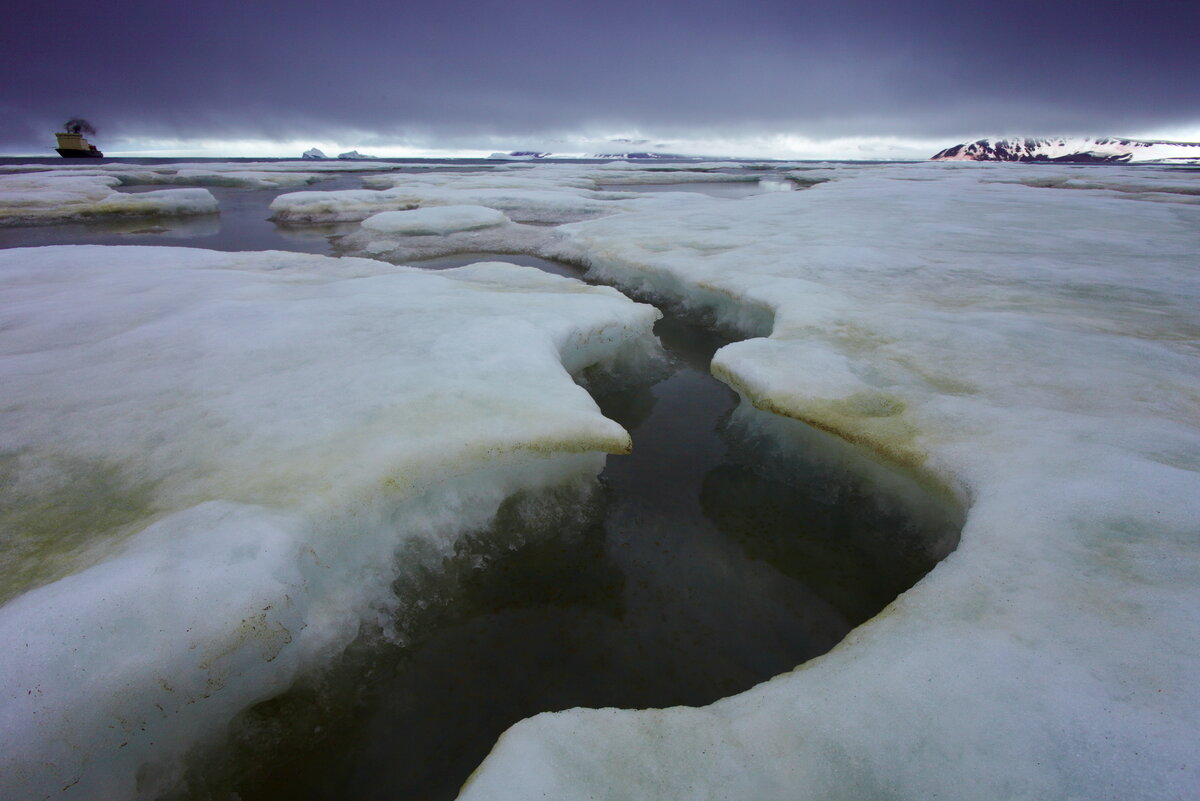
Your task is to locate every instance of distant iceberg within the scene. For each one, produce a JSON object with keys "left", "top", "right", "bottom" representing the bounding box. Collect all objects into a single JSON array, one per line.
[
  {"left": 336, "top": 149, "right": 379, "bottom": 160},
  {"left": 931, "top": 136, "right": 1200, "bottom": 164},
  {"left": 301, "top": 147, "right": 327, "bottom": 159}
]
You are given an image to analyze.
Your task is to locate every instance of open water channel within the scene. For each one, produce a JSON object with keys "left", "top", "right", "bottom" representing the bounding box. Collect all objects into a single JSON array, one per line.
[{"left": 0, "top": 168, "right": 963, "bottom": 800}]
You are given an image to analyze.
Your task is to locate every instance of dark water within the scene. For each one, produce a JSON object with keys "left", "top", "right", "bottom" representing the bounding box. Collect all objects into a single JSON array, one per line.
[
  {"left": 1, "top": 179, "right": 962, "bottom": 801},
  {"left": 178, "top": 254, "right": 959, "bottom": 801}
]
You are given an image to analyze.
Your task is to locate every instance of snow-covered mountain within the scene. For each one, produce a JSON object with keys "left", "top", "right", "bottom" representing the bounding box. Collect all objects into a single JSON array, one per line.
[{"left": 931, "top": 137, "right": 1200, "bottom": 164}]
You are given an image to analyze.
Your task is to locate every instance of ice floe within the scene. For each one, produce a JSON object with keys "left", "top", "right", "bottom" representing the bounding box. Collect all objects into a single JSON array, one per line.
[
  {"left": 271, "top": 162, "right": 780, "bottom": 226},
  {"left": 361, "top": 204, "right": 510, "bottom": 235},
  {"left": 342, "top": 205, "right": 553, "bottom": 261},
  {"left": 458, "top": 162, "right": 1200, "bottom": 801},
  {"left": 0, "top": 173, "right": 218, "bottom": 224},
  {"left": 0, "top": 245, "right": 660, "bottom": 799},
  {"left": 272, "top": 184, "right": 631, "bottom": 225}
]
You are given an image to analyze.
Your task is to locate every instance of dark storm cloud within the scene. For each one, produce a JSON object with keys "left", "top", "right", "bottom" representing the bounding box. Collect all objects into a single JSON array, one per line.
[{"left": 2, "top": 0, "right": 1197, "bottom": 153}]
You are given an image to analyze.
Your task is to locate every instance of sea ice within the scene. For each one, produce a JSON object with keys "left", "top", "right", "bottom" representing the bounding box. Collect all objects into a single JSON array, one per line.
[
  {"left": 4, "top": 158, "right": 1198, "bottom": 801},
  {"left": 0, "top": 246, "right": 661, "bottom": 800},
  {"left": 362, "top": 204, "right": 510, "bottom": 235},
  {"left": 271, "top": 163, "right": 775, "bottom": 225},
  {"left": 0, "top": 172, "right": 218, "bottom": 224},
  {"left": 459, "top": 161, "right": 1200, "bottom": 801},
  {"left": 340, "top": 205, "right": 558, "bottom": 262}
]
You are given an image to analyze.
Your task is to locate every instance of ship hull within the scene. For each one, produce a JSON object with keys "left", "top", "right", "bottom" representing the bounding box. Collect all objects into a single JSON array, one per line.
[{"left": 56, "top": 148, "right": 104, "bottom": 158}]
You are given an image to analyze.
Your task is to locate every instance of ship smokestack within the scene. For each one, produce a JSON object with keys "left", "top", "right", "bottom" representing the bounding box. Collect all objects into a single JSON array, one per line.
[{"left": 63, "top": 118, "right": 96, "bottom": 136}]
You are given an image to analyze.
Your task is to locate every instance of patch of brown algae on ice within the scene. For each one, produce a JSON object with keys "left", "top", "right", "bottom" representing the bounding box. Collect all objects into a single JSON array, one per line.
[{"left": 0, "top": 453, "right": 162, "bottom": 605}]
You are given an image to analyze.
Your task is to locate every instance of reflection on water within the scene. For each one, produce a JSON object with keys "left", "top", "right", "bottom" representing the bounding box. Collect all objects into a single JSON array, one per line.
[
  {"left": 705, "top": 406, "right": 962, "bottom": 625},
  {"left": 0, "top": 212, "right": 221, "bottom": 245}
]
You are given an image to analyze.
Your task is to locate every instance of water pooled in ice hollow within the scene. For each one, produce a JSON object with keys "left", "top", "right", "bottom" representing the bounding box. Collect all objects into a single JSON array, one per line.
[{"left": 203, "top": 257, "right": 959, "bottom": 801}]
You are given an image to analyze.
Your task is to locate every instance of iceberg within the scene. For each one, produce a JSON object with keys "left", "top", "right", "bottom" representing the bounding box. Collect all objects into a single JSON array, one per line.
[
  {"left": 0, "top": 246, "right": 661, "bottom": 800},
  {"left": 301, "top": 147, "right": 328, "bottom": 159}
]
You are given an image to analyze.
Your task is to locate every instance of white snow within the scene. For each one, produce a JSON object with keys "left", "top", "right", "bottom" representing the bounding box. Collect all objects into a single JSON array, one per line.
[
  {"left": 271, "top": 182, "right": 632, "bottom": 225},
  {"left": 995, "top": 168, "right": 1200, "bottom": 201},
  {"left": 362, "top": 204, "right": 510, "bottom": 235},
  {"left": 0, "top": 173, "right": 218, "bottom": 224},
  {"left": 458, "top": 161, "right": 1200, "bottom": 801},
  {"left": 933, "top": 135, "right": 1200, "bottom": 164},
  {"left": 4, "top": 157, "right": 1199, "bottom": 801},
  {"left": 271, "top": 163, "right": 774, "bottom": 225},
  {"left": 348, "top": 205, "right": 538, "bottom": 261},
  {"left": 0, "top": 246, "right": 660, "bottom": 800}
]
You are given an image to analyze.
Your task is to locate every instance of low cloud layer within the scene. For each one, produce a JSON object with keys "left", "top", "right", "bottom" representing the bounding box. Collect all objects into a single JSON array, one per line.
[{"left": 4, "top": 0, "right": 1196, "bottom": 156}]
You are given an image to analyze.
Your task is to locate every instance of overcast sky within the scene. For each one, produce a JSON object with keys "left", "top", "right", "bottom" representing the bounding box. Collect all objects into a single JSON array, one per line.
[{"left": 3, "top": 0, "right": 1197, "bottom": 158}]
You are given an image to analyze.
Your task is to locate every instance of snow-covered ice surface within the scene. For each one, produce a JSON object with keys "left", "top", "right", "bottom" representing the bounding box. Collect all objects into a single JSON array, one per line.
[
  {"left": 454, "top": 161, "right": 1200, "bottom": 801},
  {"left": 992, "top": 168, "right": 1200, "bottom": 202},
  {"left": 272, "top": 176, "right": 636, "bottom": 225},
  {"left": 270, "top": 162, "right": 772, "bottom": 225},
  {"left": 3, "top": 158, "right": 1199, "bottom": 800},
  {"left": 362, "top": 204, "right": 510, "bottom": 235},
  {"left": 0, "top": 172, "right": 218, "bottom": 224},
  {"left": 0, "top": 246, "right": 660, "bottom": 800}
]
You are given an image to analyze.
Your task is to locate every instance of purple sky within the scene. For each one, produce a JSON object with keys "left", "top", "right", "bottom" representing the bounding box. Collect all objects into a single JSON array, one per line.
[{"left": 3, "top": 0, "right": 1197, "bottom": 156}]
